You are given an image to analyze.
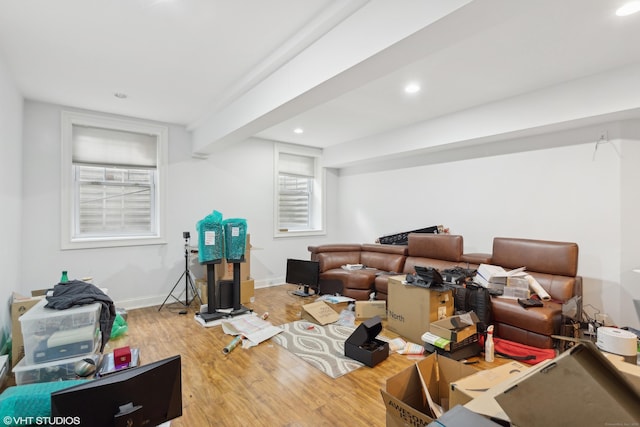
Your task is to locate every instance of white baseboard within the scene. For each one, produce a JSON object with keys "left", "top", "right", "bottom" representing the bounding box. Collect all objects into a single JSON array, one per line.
[{"left": 113, "top": 279, "right": 286, "bottom": 309}]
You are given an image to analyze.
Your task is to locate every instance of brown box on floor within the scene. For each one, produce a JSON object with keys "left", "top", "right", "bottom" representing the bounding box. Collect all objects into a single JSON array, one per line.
[
  {"left": 386, "top": 275, "right": 453, "bottom": 344},
  {"left": 381, "top": 352, "right": 477, "bottom": 426}
]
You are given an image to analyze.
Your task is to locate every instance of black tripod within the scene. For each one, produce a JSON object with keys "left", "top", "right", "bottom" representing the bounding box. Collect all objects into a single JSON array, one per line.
[{"left": 159, "top": 233, "right": 202, "bottom": 312}]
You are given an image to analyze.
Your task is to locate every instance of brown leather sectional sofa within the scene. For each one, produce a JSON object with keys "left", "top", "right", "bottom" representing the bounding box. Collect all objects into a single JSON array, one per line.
[{"left": 308, "top": 233, "right": 581, "bottom": 349}]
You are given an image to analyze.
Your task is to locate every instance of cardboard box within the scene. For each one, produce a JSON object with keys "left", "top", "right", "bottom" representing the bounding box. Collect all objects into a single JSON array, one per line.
[
  {"left": 300, "top": 301, "right": 340, "bottom": 325},
  {"left": 387, "top": 275, "right": 453, "bottom": 344},
  {"left": 204, "top": 234, "right": 251, "bottom": 281},
  {"left": 429, "top": 311, "right": 479, "bottom": 343},
  {"left": 449, "top": 361, "right": 529, "bottom": 408},
  {"left": 381, "top": 352, "right": 477, "bottom": 426},
  {"left": 241, "top": 278, "right": 254, "bottom": 304},
  {"left": 465, "top": 342, "right": 640, "bottom": 426},
  {"left": 10, "top": 292, "right": 43, "bottom": 367},
  {"left": 355, "top": 300, "right": 387, "bottom": 319},
  {"left": 344, "top": 316, "right": 389, "bottom": 367},
  {"left": 317, "top": 295, "right": 355, "bottom": 314}
]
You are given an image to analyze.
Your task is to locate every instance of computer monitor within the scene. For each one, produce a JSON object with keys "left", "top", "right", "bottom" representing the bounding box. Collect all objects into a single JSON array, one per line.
[
  {"left": 51, "top": 355, "right": 182, "bottom": 427},
  {"left": 286, "top": 258, "right": 320, "bottom": 297}
]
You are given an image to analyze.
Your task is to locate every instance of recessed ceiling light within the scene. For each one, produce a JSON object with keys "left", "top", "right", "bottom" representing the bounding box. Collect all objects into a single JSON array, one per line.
[
  {"left": 616, "top": 1, "right": 640, "bottom": 16},
  {"left": 404, "top": 83, "right": 421, "bottom": 94},
  {"left": 114, "top": 92, "right": 128, "bottom": 99},
  {"left": 293, "top": 128, "right": 304, "bottom": 134}
]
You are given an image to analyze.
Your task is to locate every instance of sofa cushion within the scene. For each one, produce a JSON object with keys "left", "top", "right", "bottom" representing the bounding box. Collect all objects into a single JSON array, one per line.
[
  {"left": 491, "top": 238, "right": 578, "bottom": 277},
  {"left": 492, "top": 298, "right": 562, "bottom": 336},
  {"left": 360, "top": 245, "right": 406, "bottom": 273},
  {"left": 408, "top": 234, "right": 463, "bottom": 262}
]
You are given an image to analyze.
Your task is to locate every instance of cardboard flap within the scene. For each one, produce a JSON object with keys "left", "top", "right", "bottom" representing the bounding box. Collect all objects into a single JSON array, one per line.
[
  {"left": 300, "top": 301, "right": 340, "bottom": 325},
  {"left": 495, "top": 342, "right": 640, "bottom": 426}
]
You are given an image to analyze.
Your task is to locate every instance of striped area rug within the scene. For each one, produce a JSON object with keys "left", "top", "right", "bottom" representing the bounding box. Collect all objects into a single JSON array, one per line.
[{"left": 271, "top": 320, "right": 364, "bottom": 378}]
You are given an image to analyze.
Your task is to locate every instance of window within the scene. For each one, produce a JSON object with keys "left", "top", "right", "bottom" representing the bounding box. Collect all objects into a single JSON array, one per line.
[
  {"left": 61, "top": 111, "right": 168, "bottom": 249},
  {"left": 274, "top": 144, "right": 325, "bottom": 237}
]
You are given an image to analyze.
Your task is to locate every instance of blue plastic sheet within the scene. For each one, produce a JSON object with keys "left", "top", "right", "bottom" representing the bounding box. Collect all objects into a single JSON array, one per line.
[
  {"left": 196, "top": 210, "right": 224, "bottom": 263},
  {"left": 222, "top": 218, "right": 247, "bottom": 262}
]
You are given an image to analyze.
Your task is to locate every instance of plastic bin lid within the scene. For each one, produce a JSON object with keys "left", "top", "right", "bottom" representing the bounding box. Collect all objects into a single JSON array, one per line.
[{"left": 19, "top": 299, "right": 101, "bottom": 322}]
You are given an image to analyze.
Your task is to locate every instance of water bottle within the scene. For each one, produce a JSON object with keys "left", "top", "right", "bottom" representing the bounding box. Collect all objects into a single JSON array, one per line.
[{"left": 485, "top": 325, "right": 495, "bottom": 362}]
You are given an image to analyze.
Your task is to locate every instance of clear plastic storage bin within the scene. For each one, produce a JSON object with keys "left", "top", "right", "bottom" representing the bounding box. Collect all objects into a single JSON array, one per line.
[
  {"left": 13, "top": 353, "right": 100, "bottom": 385},
  {"left": 19, "top": 299, "right": 101, "bottom": 365}
]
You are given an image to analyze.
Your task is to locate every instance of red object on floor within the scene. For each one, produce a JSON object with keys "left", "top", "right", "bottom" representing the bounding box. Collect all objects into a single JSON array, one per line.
[{"left": 479, "top": 335, "right": 555, "bottom": 365}]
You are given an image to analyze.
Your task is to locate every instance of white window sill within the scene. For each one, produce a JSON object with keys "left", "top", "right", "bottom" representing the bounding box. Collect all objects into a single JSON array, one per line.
[
  {"left": 274, "top": 229, "right": 326, "bottom": 239},
  {"left": 62, "top": 236, "right": 167, "bottom": 250}
]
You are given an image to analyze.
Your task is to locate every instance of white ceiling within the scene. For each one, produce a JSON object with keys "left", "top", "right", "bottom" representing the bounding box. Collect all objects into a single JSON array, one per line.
[{"left": 1, "top": 0, "right": 640, "bottom": 166}]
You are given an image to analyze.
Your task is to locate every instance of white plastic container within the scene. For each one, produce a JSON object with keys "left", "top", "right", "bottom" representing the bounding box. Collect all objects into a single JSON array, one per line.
[
  {"left": 12, "top": 353, "right": 100, "bottom": 385},
  {"left": 18, "top": 299, "right": 101, "bottom": 365}
]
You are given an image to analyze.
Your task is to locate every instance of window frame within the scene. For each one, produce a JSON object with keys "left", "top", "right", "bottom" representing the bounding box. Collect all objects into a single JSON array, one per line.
[
  {"left": 61, "top": 111, "right": 168, "bottom": 250},
  {"left": 273, "top": 143, "right": 325, "bottom": 238}
]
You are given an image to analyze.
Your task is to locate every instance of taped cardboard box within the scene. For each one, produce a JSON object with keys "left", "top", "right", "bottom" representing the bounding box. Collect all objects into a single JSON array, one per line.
[
  {"left": 465, "top": 342, "right": 640, "bottom": 426},
  {"left": 355, "top": 300, "right": 387, "bottom": 319},
  {"left": 300, "top": 301, "right": 340, "bottom": 325},
  {"left": 387, "top": 276, "right": 453, "bottom": 344},
  {"left": 380, "top": 352, "right": 477, "bottom": 426}
]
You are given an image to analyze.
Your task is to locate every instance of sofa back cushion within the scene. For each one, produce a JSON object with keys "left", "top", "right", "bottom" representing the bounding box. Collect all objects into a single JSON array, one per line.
[
  {"left": 492, "top": 238, "right": 578, "bottom": 277},
  {"left": 407, "top": 234, "right": 463, "bottom": 262},
  {"left": 360, "top": 244, "right": 406, "bottom": 272},
  {"left": 314, "top": 252, "right": 361, "bottom": 272},
  {"left": 492, "top": 237, "right": 579, "bottom": 302}
]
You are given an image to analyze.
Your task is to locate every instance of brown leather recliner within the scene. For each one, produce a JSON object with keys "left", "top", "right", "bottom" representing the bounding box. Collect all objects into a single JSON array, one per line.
[
  {"left": 308, "top": 243, "right": 406, "bottom": 300},
  {"left": 490, "top": 237, "right": 582, "bottom": 349}
]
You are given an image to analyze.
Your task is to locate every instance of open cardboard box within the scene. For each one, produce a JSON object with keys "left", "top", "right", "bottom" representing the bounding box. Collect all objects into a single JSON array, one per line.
[
  {"left": 449, "top": 361, "right": 529, "bottom": 408},
  {"left": 465, "top": 342, "right": 640, "bottom": 426},
  {"left": 429, "top": 311, "right": 479, "bottom": 343},
  {"left": 344, "top": 316, "right": 389, "bottom": 367},
  {"left": 381, "top": 352, "right": 477, "bottom": 426}
]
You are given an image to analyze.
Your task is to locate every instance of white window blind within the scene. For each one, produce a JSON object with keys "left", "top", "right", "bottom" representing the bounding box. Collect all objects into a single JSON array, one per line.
[
  {"left": 71, "top": 124, "right": 157, "bottom": 238},
  {"left": 277, "top": 153, "right": 315, "bottom": 231},
  {"left": 73, "top": 125, "right": 157, "bottom": 167}
]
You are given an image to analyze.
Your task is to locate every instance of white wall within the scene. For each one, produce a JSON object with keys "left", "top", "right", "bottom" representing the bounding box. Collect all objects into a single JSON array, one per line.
[
  {"left": 0, "top": 52, "right": 23, "bottom": 343},
  {"left": 335, "top": 125, "right": 640, "bottom": 329},
  {"left": 17, "top": 99, "right": 640, "bottom": 329},
  {"left": 20, "top": 101, "right": 340, "bottom": 309}
]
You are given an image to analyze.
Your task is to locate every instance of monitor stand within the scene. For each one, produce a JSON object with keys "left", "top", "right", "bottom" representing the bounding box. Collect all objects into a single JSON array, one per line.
[{"left": 292, "top": 285, "right": 312, "bottom": 297}]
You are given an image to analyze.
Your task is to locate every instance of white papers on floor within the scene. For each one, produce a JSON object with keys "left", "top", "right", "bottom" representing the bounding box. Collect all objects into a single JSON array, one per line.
[
  {"left": 387, "top": 337, "right": 424, "bottom": 355},
  {"left": 193, "top": 309, "right": 254, "bottom": 328},
  {"left": 221, "top": 315, "right": 282, "bottom": 348}
]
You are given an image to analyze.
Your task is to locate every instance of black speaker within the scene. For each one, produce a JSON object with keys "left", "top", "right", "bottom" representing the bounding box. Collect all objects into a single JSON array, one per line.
[{"left": 218, "top": 280, "right": 234, "bottom": 309}]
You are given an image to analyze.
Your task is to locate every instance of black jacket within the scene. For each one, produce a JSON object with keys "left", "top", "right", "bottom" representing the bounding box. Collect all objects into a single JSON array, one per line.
[{"left": 45, "top": 280, "right": 116, "bottom": 352}]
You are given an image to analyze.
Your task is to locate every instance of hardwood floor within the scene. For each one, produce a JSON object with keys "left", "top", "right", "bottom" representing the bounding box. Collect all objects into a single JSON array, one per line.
[{"left": 102, "top": 284, "right": 505, "bottom": 427}]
